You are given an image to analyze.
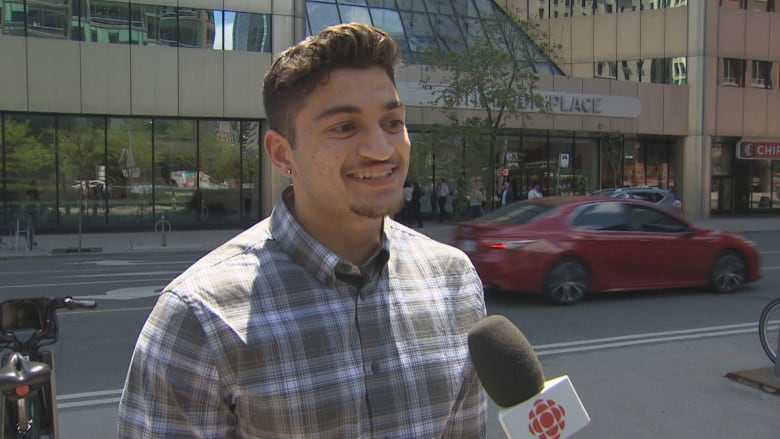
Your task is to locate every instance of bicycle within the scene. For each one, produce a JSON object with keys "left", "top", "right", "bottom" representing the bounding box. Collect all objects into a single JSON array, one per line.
[
  {"left": 758, "top": 297, "right": 780, "bottom": 365},
  {"left": 0, "top": 297, "right": 97, "bottom": 438}
]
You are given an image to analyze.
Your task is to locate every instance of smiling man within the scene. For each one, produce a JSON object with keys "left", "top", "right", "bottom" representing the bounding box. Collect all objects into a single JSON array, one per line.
[{"left": 118, "top": 23, "right": 487, "bottom": 438}]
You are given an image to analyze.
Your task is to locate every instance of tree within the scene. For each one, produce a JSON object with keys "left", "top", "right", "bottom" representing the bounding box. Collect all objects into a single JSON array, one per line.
[
  {"left": 596, "top": 128, "right": 624, "bottom": 189},
  {"left": 420, "top": 10, "right": 561, "bottom": 209},
  {"left": 58, "top": 121, "right": 104, "bottom": 250}
]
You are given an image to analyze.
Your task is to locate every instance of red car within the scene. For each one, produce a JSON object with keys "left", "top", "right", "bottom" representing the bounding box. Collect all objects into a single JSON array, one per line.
[{"left": 453, "top": 197, "right": 762, "bottom": 305}]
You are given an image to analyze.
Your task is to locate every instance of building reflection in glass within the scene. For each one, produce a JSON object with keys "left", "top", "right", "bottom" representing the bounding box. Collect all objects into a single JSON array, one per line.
[{"left": 0, "top": 0, "right": 269, "bottom": 52}]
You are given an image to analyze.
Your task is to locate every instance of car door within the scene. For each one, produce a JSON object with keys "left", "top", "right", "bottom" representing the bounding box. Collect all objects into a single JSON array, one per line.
[
  {"left": 569, "top": 202, "right": 646, "bottom": 291},
  {"left": 626, "top": 203, "right": 708, "bottom": 287}
]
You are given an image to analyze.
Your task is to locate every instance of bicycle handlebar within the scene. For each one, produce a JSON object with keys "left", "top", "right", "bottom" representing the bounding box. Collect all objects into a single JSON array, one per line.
[
  {"left": 57, "top": 296, "right": 98, "bottom": 310},
  {"left": 0, "top": 296, "right": 98, "bottom": 352}
]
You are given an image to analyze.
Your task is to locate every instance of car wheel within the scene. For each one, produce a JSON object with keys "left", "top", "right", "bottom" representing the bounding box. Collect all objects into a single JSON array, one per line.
[
  {"left": 542, "top": 259, "right": 589, "bottom": 305},
  {"left": 708, "top": 250, "right": 746, "bottom": 294}
]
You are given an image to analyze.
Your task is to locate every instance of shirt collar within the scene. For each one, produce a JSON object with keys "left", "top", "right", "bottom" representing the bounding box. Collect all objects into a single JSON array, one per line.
[{"left": 269, "top": 186, "right": 390, "bottom": 289}]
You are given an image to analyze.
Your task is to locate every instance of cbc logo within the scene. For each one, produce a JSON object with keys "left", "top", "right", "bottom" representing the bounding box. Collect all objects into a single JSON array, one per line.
[{"left": 528, "top": 398, "right": 567, "bottom": 439}]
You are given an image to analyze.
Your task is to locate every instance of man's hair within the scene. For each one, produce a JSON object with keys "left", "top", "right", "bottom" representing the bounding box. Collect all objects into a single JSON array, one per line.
[{"left": 263, "top": 23, "right": 403, "bottom": 145}]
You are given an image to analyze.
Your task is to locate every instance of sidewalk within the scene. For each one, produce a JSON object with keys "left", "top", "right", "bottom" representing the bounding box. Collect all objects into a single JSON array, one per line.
[{"left": 1, "top": 216, "right": 778, "bottom": 258}]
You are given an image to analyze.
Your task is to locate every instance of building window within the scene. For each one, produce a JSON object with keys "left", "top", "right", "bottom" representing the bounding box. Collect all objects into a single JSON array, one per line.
[
  {"left": 748, "top": 0, "right": 775, "bottom": 11},
  {"left": 720, "top": 0, "right": 748, "bottom": 8},
  {"left": 722, "top": 58, "right": 745, "bottom": 87},
  {"left": 672, "top": 57, "right": 687, "bottom": 85},
  {"left": 595, "top": 61, "right": 617, "bottom": 79},
  {"left": 721, "top": 0, "right": 774, "bottom": 10},
  {"left": 752, "top": 60, "right": 773, "bottom": 88}
]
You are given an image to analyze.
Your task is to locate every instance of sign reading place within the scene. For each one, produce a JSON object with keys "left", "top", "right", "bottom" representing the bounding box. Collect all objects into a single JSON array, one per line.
[{"left": 397, "top": 81, "right": 641, "bottom": 119}]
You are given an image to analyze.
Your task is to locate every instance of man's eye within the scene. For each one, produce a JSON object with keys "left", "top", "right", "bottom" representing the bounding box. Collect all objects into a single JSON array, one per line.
[
  {"left": 385, "top": 119, "right": 405, "bottom": 131},
  {"left": 332, "top": 124, "right": 356, "bottom": 134}
]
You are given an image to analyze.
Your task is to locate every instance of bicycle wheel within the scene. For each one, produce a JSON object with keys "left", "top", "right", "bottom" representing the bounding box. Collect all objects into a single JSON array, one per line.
[{"left": 758, "top": 298, "right": 780, "bottom": 364}]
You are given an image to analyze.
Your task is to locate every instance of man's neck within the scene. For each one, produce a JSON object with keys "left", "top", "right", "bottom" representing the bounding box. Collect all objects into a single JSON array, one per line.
[{"left": 287, "top": 198, "right": 383, "bottom": 266}]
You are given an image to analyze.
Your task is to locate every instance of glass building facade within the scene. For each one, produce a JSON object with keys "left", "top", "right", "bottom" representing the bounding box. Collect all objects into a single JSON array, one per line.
[
  {"left": 1, "top": 0, "right": 272, "bottom": 231},
  {"left": 4, "top": 0, "right": 779, "bottom": 232},
  {"left": 0, "top": 0, "right": 272, "bottom": 51},
  {"left": 1, "top": 114, "right": 262, "bottom": 230}
]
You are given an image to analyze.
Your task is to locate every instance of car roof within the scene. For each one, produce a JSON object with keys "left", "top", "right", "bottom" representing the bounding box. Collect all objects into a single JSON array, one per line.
[
  {"left": 604, "top": 186, "right": 671, "bottom": 193},
  {"left": 519, "top": 195, "right": 679, "bottom": 211}
]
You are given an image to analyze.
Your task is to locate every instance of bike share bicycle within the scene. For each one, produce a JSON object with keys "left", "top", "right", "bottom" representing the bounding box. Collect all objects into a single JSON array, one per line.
[
  {"left": 0, "top": 297, "right": 97, "bottom": 439},
  {"left": 758, "top": 296, "right": 780, "bottom": 367}
]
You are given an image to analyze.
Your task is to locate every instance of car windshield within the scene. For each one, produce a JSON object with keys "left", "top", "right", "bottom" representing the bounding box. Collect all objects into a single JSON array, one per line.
[{"left": 480, "top": 202, "right": 555, "bottom": 224}]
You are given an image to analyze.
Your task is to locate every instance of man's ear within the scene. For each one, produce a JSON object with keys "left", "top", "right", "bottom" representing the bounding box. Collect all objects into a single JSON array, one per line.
[{"left": 264, "top": 129, "right": 293, "bottom": 176}]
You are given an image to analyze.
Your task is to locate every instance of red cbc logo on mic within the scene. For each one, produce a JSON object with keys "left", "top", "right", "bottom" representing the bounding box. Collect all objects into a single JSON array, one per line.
[{"left": 528, "top": 398, "right": 566, "bottom": 439}]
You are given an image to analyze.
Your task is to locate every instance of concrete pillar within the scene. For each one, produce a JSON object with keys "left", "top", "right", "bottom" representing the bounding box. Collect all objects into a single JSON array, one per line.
[
  {"left": 683, "top": 0, "right": 712, "bottom": 220},
  {"left": 682, "top": 135, "right": 710, "bottom": 220}
]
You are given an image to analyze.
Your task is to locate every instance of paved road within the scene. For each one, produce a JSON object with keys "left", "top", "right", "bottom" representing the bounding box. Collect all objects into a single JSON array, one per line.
[{"left": 2, "top": 221, "right": 780, "bottom": 438}]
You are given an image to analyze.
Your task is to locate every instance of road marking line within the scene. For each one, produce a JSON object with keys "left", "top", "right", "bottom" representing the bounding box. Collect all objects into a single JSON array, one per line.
[
  {"left": 58, "top": 389, "right": 123, "bottom": 400},
  {"left": 535, "top": 327, "right": 755, "bottom": 356},
  {"left": 533, "top": 322, "right": 756, "bottom": 350},
  {"left": 58, "top": 397, "right": 121, "bottom": 409},
  {"left": 55, "top": 322, "right": 766, "bottom": 410},
  {"left": 51, "top": 271, "right": 181, "bottom": 278}
]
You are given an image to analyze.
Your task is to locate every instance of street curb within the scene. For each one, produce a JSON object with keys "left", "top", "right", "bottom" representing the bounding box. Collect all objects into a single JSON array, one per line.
[{"left": 726, "top": 367, "right": 780, "bottom": 396}]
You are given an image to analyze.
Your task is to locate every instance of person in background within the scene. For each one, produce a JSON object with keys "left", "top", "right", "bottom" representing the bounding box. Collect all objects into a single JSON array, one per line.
[
  {"left": 469, "top": 182, "right": 486, "bottom": 219},
  {"left": 402, "top": 180, "right": 413, "bottom": 225},
  {"left": 429, "top": 178, "right": 438, "bottom": 217},
  {"left": 118, "top": 23, "right": 486, "bottom": 439},
  {"left": 436, "top": 178, "right": 450, "bottom": 221},
  {"left": 528, "top": 184, "right": 543, "bottom": 200},
  {"left": 498, "top": 181, "right": 514, "bottom": 207},
  {"left": 410, "top": 180, "right": 424, "bottom": 228}
]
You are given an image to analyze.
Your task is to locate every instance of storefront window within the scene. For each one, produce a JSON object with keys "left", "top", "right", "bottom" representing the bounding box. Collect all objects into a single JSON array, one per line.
[
  {"left": 711, "top": 143, "right": 729, "bottom": 212},
  {"left": 520, "top": 135, "right": 547, "bottom": 198},
  {"left": 549, "top": 135, "right": 574, "bottom": 196},
  {"left": 623, "top": 139, "right": 641, "bottom": 187},
  {"left": 573, "top": 135, "right": 598, "bottom": 195},
  {"left": 3, "top": 114, "right": 57, "bottom": 227},
  {"left": 645, "top": 140, "right": 671, "bottom": 188},
  {"left": 154, "top": 119, "right": 197, "bottom": 223},
  {"left": 1, "top": 114, "right": 262, "bottom": 229},
  {"left": 750, "top": 159, "right": 774, "bottom": 209},
  {"left": 58, "top": 116, "right": 107, "bottom": 226},
  {"left": 198, "top": 120, "right": 241, "bottom": 223},
  {"left": 241, "top": 121, "right": 261, "bottom": 220},
  {"left": 599, "top": 134, "right": 623, "bottom": 189},
  {"left": 107, "top": 117, "right": 153, "bottom": 225}
]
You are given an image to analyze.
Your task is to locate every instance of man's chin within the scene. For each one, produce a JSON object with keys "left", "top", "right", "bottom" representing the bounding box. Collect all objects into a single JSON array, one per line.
[{"left": 350, "top": 199, "right": 405, "bottom": 219}]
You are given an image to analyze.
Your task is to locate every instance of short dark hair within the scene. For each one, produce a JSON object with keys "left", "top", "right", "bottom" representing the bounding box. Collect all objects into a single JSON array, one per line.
[{"left": 263, "top": 23, "right": 403, "bottom": 145}]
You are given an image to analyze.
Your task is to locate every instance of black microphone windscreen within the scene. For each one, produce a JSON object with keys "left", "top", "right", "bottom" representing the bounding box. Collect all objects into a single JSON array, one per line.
[{"left": 467, "top": 315, "right": 545, "bottom": 407}]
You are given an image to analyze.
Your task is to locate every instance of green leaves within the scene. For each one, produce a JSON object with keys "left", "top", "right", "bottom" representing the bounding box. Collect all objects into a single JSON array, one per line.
[{"left": 417, "top": 11, "right": 560, "bottom": 208}]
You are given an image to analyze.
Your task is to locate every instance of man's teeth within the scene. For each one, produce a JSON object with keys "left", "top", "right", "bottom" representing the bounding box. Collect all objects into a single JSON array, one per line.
[{"left": 353, "top": 170, "right": 392, "bottom": 179}]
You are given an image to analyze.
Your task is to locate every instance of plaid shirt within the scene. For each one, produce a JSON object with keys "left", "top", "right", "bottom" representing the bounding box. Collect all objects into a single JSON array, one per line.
[{"left": 118, "top": 188, "right": 487, "bottom": 438}]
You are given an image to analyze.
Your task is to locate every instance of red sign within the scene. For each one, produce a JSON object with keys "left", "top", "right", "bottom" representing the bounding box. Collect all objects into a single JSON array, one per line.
[
  {"left": 497, "top": 168, "right": 509, "bottom": 176},
  {"left": 737, "top": 141, "right": 780, "bottom": 159}
]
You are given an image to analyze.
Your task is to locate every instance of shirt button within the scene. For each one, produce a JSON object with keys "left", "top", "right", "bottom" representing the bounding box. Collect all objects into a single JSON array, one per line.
[{"left": 371, "top": 362, "right": 381, "bottom": 374}]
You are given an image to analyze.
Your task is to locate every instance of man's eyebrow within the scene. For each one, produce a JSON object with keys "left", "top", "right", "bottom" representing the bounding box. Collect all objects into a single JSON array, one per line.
[
  {"left": 385, "top": 99, "right": 405, "bottom": 111},
  {"left": 314, "top": 99, "right": 405, "bottom": 122}
]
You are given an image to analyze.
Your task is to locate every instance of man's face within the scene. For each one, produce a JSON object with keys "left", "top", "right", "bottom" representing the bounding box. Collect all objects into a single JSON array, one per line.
[{"left": 285, "top": 66, "right": 410, "bottom": 221}]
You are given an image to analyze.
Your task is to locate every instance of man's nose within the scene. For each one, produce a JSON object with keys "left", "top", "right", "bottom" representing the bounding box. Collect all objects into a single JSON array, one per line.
[{"left": 358, "top": 125, "right": 395, "bottom": 160}]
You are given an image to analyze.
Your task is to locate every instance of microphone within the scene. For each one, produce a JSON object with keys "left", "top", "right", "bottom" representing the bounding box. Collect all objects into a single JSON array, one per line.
[{"left": 468, "top": 315, "right": 590, "bottom": 439}]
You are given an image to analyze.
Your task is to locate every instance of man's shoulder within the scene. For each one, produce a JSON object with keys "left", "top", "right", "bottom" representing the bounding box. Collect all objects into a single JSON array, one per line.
[
  {"left": 387, "top": 221, "right": 470, "bottom": 263},
  {"left": 167, "top": 221, "right": 276, "bottom": 289}
]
